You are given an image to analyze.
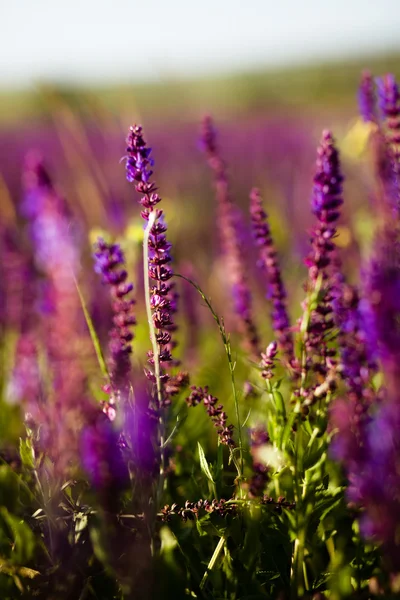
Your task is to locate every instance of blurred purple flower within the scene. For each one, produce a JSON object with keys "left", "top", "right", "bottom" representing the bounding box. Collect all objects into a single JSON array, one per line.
[
  {"left": 303, "top": 130, "right": 344, "bottom": 382},
  {"left": 250, "top": 188, "right": 294, "bottom": 364},
  {"left": 376, "top": 74, "right": 400, "bottom": 209},
  {"left": 200, "top": 115, "right": 259, "bottom": 358},
  {"left": 358, "top": 70, "right": 377, "bottom": 123},
  {"left": 93, "top": 238, "right": 136, "bottom": 396},
  {"left": 22, "top": 154, "right": 91, "bottom": 473},
  {"left": 377, "top": 73, "right": 400, "bottom": 121},
  {"left": 81, "top": 412, "right": 129, "bottom": 492},
  {"left": 360, "top": 225, "right": 400, "bottom": 378}
]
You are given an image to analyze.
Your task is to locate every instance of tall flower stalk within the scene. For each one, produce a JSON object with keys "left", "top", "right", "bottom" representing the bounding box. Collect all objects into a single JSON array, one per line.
[
  {"left": 250, "top": 187, "right": 294, "bottom": 364},
  {"left": 376, "top": 74, "right": 400, "bottom": 210},
  {"left": 302, "top": 130, "right": 344, "bottom": 399},
  {"left": 22, "top": 154, "right": 90, "bottom": 472},
  {"left": 124, "top": 125, "right": 178, "bottom": 408},
  {"left": 200, "top": 116, "right": 260, "bottom": 358},
  {"left": 358, "top": 70, "right": 378, "bottom": 124},
  {"left": 93, "top": 238, "right": 136, "bottom": 416}
]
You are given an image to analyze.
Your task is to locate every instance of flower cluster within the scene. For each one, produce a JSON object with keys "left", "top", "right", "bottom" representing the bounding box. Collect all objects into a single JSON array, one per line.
[
  {"left": 159, "top": 498, "right": 236, "bottom": 522},
  {"left": 80, "top": 410, "right": 129, "bottom": 495},
  {"left": 361, "top": 224, "right": 400, "bottom": 376},
  {"left": 186, "top": 386, "right": 235, "bottom": 446},
  {"left": 93, "top": 238, "right": 136, "bottom": 400},
  {"left": 200, "top": 115, "right": 260, "bottom": 358},
  {"left": 376, "top": 74, "right": 400, "bottom": 209},
  {"left": 377, "top": 74, "right": 400, "bottom": 142},
  {"left": 331, "top": 224, "right": 400, "bottom": 560},
  {"left": 260, "top": 495, "right": 296, "bottom": 513},
  {"left": 21, "top": 154, "right": 90, "bottom": 472},
  {"left": 125, "top": 125, "right": 179, "bottom": 406},
  {"left": 260, "top": 341, "right": 278, "bottom": 380},
  {"left": 303, "top": 130, "right": 344, "bottom": 385},
  {"left": 335, "top": 283, "right": 377, "bottom": 404},
  {"left": 159, "top": 495, "right": 295, "bottom": 522},
  {"left": 358, "top": 70, "right": 377, "bottom": 124},
  {"left": 250, "top": 188, "right": 293, "bottom": 363}
]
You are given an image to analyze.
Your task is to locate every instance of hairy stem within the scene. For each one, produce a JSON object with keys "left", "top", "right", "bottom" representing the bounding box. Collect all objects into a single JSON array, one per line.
[
  {"left": 143, "top": 212, "right": 166, "bottom": 502},
  {"left": 175, "top": 274, "right": 244, "bottom": 491}
]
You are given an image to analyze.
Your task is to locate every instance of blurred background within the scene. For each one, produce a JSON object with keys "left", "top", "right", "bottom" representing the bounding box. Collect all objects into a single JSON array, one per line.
[
  {"left": 0, "top": 0, "right": 399, "bottom": 451},
  {"left": 0, "top": 0, "right": 400, "bottom": 340}
]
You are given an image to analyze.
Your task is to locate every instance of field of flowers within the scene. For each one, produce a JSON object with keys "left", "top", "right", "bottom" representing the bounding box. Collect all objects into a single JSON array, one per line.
[{"left": 1, "top": 61, "right": 400, "bottom": 599}]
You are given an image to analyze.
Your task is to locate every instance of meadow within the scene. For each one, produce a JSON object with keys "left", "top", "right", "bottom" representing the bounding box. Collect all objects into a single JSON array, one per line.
[{"left": 0, "top": 54, "right": 400, "bottom": 599}]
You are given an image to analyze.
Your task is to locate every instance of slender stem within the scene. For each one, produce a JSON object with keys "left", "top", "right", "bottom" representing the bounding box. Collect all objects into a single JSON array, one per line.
[
  {"left": 143, "top": 212, "right": 166, "bottom": 501},
  {"left": 175, "top": 274, "right": 244, "bottom": 492},
  {"left": 143, "top": 211, "right": 162, "bottom": 407},
  {"left": 228, "top": 358, "right": 244, "bottom": 484},
  {"left": 200, "top": 533, "right": 227, "bottom": 590}
]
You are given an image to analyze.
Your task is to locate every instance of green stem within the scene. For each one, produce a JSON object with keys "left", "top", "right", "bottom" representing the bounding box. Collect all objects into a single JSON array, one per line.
[
  {"left": 143, "top": 211, "right": 162, "bottom": 407},
  {"left": 200, "top": 533, "right": 227, "bottom": 591},
  {"left": 143, "top": 212, "right": 166, "bottom": 501},
  {"left": 175, "top": 274, "right": 244, "bottom": 494},
  {"left": 291, "top": 420, "right": 309, "bottom": 599}
]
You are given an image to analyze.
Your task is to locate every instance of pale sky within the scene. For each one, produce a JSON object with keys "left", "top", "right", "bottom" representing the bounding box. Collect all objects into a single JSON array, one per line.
[{"left": 1, "top": 0, "right": 400, "bottom": 88}]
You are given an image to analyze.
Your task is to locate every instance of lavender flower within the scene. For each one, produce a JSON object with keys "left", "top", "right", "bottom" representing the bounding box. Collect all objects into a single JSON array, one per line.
[
  {"left": 250, "top": 188, "right": 294, "bottom": 363},
  {"left": 376, "top": 74, "right": 400, "bottom": 209},
  {"left": 303, "top": 131, "right": 344, "bottom": 384},
  {"left": 360, "top": 224, "right": 400, "bottom": 380},
  {"left": 260, "top": 341, "right": 278, "bottom": 380},
  {"left": 331, "top": 393, "right": 400, "bottom": 566},
  {"left": 93, "top": 238, "right": 136, "bottom": 399},
  {"left": 358, "top": 70, "right": 377, "bottom": 124},
  {"left": 377, "top": 74, "right": 400, "bottom": 127},
  {"left": 331, "top": 224, "right": 400, "bottom": 562},
  {"left": 0, "top": 227, "right": 36, "bottom": 333},
  {"left": 80, "top": 410, "right": 129, "bottom": 493},
  {"left": 159, "top": 496, "right": 295, "bottom": 522},
  {"left": 200, "top": 115, "right": 260, "bottom": 358},
  {"left": 330, "top": 283, "right": 377, "bottom": 474},
  {"left": 22, "top": 154, "right": 91, "bottom": 472},
  {"left": 124, "top": 125, "right": 180, "bottom": 407},
  {"left": 334, "top": 283, "right": 377, "bottom": 404},
  {"left": 8, "top": 334, "right": 41, "bottom": 413},
  {"left": 186, "top": 386, "right": 235, "bottom": 446}
]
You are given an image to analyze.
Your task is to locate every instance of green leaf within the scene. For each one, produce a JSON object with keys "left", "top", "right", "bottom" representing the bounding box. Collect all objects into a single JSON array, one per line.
[
  {"left": 162, "top": 409, "right": 188, "bottom": 448},
  {"left": 197, "top": 442, "right": 215, "bottom": 485},
  {"left": 74, "top": 277, "right": 109, "bottom": 381},
  {"left": 0, "top": 508, "right": 36, "bottom": 564},
  {"left": 16, "top": 566, "right": 40, "bottom": 579},
  {"left": 196, "top": 519, "right": 207, "bottom": 537},
  {"left": 19, "top": 438, "right": 34, "bottom": 470}
]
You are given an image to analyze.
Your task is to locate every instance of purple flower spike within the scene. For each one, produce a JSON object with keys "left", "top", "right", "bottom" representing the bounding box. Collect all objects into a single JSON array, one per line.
[
  {"left": 250, "top": 188, "right": 294, "bottom": 364},
  {"left": 303, "top": 131, "right": 344, "bottom": 385},
  {"left": 186, "top": 386, "right": 235, "bottom": 446},
  {"left": 125, "top": 125, "right": 185, "bottom": 407},
  {"left": 310, "top": 130, "right": 343, "bottom": 232},
  {"left": 377, "top": 74, "right": 400, "bottom": 122},
  {"left": 358, "top": 70, "right": 377, "bottom": 123},
  {"left": 376, "top": 74, "right": 400, "bottom": 207},
  {"left": 260, "top": 341, "right": 278, "bottom": 380},
  {"left": 80, "top": 412, "right": 129, "bottom": 493},
  {"left": 93, "top": 239, "right": 136, "bottom": 397},
  {"left": 305, "top": 131, "right": 344, "bottom": 289},
  {"left": 361, "top": 225, "right": 400, "bottom": 380},
  {"left": 200, "top": 115, "right": 260, "bottom": 359}
]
